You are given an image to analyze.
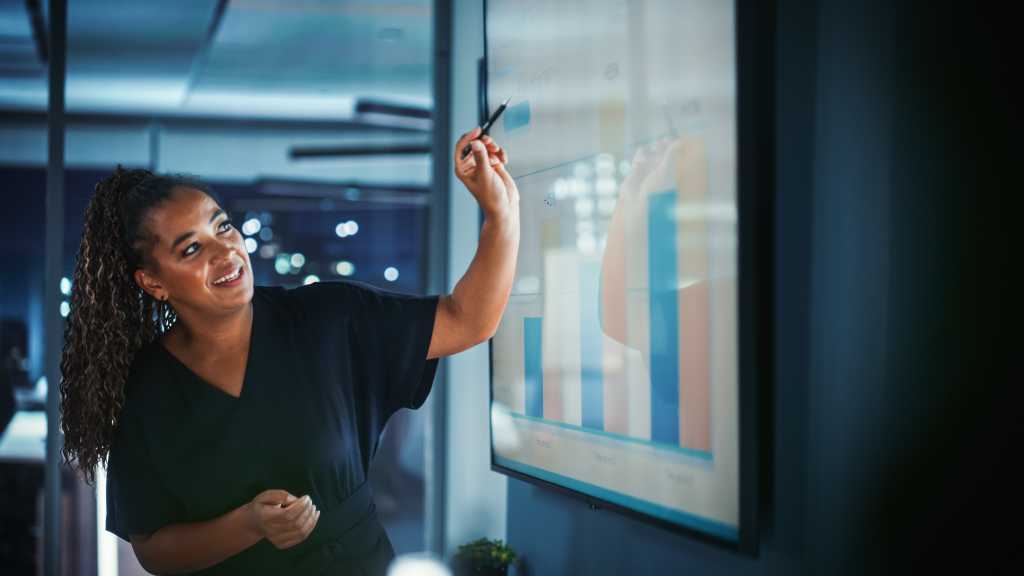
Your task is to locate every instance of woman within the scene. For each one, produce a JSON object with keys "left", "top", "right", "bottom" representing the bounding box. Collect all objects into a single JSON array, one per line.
[{"left": 59, "top": 128, "right": 518, "bottom": 575}]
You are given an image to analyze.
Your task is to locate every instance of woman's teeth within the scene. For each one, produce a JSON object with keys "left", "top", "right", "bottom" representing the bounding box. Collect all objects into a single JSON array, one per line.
[{"left": 213, "top": 267, "right": 241, "bottom": 285}]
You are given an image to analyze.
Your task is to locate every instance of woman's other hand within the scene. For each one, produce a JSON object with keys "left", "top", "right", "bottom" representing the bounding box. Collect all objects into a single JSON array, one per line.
[
  {"left": 247, "top": 489, "right": 320, "bottom": 549},
  {"left": 454, "top": 127, "right": 519, "bottom": 220}
]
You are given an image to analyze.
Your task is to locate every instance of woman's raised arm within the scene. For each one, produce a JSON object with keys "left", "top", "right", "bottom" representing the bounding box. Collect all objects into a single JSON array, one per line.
[{"left": 428, "top": 128, "right": 520, "bottom": 360}]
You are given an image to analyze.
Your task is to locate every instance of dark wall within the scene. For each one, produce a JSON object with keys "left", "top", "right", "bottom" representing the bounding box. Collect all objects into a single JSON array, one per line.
[{"left": 505, "top": 1, "right": 1011, "bottom": 574}]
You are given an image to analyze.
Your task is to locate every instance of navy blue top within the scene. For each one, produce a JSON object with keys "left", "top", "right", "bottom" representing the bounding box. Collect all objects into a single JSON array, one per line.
[{"left": 105, "top": 281, "right": 439, "bottom": 575}]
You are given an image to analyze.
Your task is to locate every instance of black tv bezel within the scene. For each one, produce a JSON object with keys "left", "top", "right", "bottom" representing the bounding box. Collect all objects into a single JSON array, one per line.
[{"left": 484, "top": 0, "right": 772, "bottom": 556}]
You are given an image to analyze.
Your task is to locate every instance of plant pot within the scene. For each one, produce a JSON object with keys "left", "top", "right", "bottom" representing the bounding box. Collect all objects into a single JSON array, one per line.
[{"left": 451, "top": 556, "right": 510, "bottom": 576}]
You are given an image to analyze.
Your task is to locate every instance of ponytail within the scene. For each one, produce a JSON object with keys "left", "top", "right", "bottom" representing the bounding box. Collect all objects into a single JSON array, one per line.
[{"left": 59, "top": 165, "right": 216, "bottom": 485}]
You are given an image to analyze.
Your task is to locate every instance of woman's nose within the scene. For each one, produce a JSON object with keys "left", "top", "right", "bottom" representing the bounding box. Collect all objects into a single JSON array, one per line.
[{"left": 212, "top": 239, "right": 238, "bottom": 263}]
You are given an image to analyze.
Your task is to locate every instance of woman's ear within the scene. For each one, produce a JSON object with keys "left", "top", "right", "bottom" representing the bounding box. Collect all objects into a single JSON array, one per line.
[{"left": 133, "top": 269, "right": 167, "bottom": 302}]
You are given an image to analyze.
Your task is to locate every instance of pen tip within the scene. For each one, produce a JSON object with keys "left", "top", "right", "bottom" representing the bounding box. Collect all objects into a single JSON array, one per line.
[{"left": 502, "top": 96, "right": 511, "bottom": 106}]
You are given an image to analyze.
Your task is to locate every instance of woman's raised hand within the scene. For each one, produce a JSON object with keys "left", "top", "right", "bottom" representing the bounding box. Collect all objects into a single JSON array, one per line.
[
  {"left": 454, "top": 127, "right": 519, "bottom": 220},
  {"left": 247, "top": 489, "right": 320, "bottom": 549}
]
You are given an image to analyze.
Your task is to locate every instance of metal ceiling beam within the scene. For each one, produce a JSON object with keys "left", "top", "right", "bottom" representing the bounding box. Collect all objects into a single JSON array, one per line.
[
  {"left": 289, "top": 143, "right": 432, "bottom": 158},
  {"left": 182, "top": 0, "right": 231, "bottom": 106},
  {"left": 257, "top": 177, "right": 430, "bottom": 197},
  {"left": 0, "top": 109, "right": 429, "bottom": 134},
  {"left": 25, "top": 0, "right": 48, "bottom": 63},
  {"left": 355, "top": 98, "right": 432, "bottom": 119}
]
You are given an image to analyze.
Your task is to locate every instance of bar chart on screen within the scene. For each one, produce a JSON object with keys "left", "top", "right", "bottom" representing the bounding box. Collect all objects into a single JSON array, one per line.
[{"left": 488, "top": 0, "right": 741, "bottom": 540}]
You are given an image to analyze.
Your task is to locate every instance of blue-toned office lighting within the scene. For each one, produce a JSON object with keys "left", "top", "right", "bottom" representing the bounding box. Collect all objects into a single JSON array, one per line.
[
  {"left": 275, "top": 254, "right": 291, "bottom": 275},
  {"left": 60, "top": 277, "right": 71, "bottom": 295},
  {"left": 60, "top": 301, "right": 70, "bottom": 318},
  {"left": 335, "top": 220, "right": 359, "bottom": 238},
  {"left": 244, "top": 238, "right": 258, "bottom": 254},
  {"left": 259, "top": 227, "right": 273, "bottom": 241},
  {"left": 291, "top": 253, "right": 306, "bottom": 268},
  {"left": 242, "top": 218, "right": 262, "bottom": 236},
  {"left": 384, "top": 267, "right": 399, "bottom": 282},
  {"left": 335, "top": 261, "right": 355, "bottom": 276},
  {"left": 303, "top": 275, "right": 320, "bottom": 285}
]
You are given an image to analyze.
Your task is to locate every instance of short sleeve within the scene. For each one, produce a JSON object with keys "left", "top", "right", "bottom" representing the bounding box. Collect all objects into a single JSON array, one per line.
[
  {"left": 291, "top": 280, "right": 440, "bottom": 417},
  {"left": 105, "top": 406, "right": 185, "bottom": 542}
]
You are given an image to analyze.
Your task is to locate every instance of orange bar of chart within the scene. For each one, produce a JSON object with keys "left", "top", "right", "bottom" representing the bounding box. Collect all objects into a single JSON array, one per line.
[{"left": 675, "top": 137, "right": 710, "bottom": 452}]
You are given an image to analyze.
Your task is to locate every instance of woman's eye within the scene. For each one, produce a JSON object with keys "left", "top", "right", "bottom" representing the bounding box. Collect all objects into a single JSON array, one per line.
[{"left": 181, "top": 221, "right": 232, "bottom": 257}]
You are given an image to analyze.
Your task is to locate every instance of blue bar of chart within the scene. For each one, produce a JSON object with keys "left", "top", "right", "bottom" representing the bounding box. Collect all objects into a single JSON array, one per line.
[
  {"left": 580, "top": 261, "right": 604, "bottom": 431},
  {"left": 524, "top": 317, "right": 544, "bottom": 418},
  {"left": 649, "top": 189, "right": 680, "bottom": 446}
]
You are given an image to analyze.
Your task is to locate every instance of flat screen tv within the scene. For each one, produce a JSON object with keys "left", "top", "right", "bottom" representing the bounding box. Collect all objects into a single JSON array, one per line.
[{"left": 486, "top": 0, "right": 767, "bottom": 553}]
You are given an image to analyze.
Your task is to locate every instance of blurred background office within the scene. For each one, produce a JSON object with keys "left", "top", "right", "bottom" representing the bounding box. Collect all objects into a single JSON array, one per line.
[
  {"left": 0, "top": 0, "right": 1012, "bottom": 575},
  {"left": 1, "top": 1, "right": 455, "bottom": 574}
]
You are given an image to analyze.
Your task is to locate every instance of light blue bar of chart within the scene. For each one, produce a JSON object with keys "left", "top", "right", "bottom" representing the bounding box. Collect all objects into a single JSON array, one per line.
[
  {"left": 649, "top": 190, "right": 680, "bottom": 445},
  {"left": 504, "top": 100, "right": 531, "bottom": 132},
  {"left": 524, "top": 317, "right": 544, "bottom": 418},
  {"left": 580, "top": 261, "right": 604, "bottom": 430}
]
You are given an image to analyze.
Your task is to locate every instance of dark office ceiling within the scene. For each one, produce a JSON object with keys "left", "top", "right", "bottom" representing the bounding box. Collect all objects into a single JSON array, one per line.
[{"left": 0, "top": 0, "right": 433, "bottom": 120}]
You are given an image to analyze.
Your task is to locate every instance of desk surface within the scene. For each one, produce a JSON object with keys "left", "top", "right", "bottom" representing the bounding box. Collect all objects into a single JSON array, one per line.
[{"left": 0, "top": 410, "right": 46, "bottom": 463}]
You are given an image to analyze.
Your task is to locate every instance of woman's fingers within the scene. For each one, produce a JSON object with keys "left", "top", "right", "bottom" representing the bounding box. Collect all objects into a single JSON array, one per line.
[
  {"left": 285, "top": 500, "right": 315, "bottom": 538},
  {"left": 271, "top": 496, "right": 312, "bottom": 537},
  {"left": 277, "top": 502, "right": 317, "bottom": 547},
  {"left": 281, "top": 495, "right": 310, "bottom": 522},
  {"left": 454, "top": 127, "right": 483, "bottom": 166},
  {"left": 454, "top": 128, "right": 511, "bottom": 190},
  {"left": 481, "top": 136, "right": 502, "bottom": 155},
  {"left": 486, "top": 146, "right": 508, "bottom": 166},
  {"left": 478, "top": 134, "right": 506, "bottom": 162},
  {"left": 455, "top": 127, "right": 482, "bottom": 154},
  {"left": 255, "top": 489, "right": 293, "bottom": 506},
  {"left": 493, "top": 162, "right": 518, "bottom": 199},
  {"left": 303, "top": 506, "right": 320, "bottom": 536},
  {"left": 259, "top": 493, "right": 319, "bottom": 549},
  {"left": 474, "top": 138, "right": 506, "bottom": 166},
  {"left": 295, "top": 498, "right": 315, "bottom": 525},
  {"left": 469, "top": 140, "right": 491, "bottom": 174}
]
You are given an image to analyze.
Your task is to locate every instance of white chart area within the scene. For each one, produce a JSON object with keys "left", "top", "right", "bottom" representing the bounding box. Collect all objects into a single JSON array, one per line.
[{"left": 487, "top": 0, "right": 740, "bottom": 538}]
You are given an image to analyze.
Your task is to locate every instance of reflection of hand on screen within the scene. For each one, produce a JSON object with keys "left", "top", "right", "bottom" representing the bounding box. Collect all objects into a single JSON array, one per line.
[
  {"left": 599, "top": 137, "right": 676, "bottom": 349},
  {"left": 599, "top": 136, "right": 708, "bottom": 361},
  {"left": 599, "top": 135, "right": 712, "bottom": 452}
]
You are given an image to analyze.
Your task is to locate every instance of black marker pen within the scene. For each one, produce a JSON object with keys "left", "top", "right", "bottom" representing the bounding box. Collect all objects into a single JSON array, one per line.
[{"left": 461, "top": 97, "right": 512, "bottom": 160}]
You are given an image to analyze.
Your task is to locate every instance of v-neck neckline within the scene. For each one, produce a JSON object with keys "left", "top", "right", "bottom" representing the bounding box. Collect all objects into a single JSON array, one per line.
[{"left": 158, "top": 296, "right": 258, "bottom": 402}]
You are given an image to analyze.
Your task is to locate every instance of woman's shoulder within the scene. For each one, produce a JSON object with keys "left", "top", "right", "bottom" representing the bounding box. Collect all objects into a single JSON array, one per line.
[
  {"left": 125, "top": 340, "right": 161, "bottom": 388},
  {"left": 110, "top": 342, "right": 160, "bottom": 440},
  {"left": 255, "top": 280, "right": 376, "bottom": 318},
  {"left": 118, "top": 339, "right": 178, "bottom": 416}
]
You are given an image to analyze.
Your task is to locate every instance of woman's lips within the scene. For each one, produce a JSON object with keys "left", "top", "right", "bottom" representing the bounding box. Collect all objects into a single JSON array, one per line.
[{"left": 212, "top": 265, "right": 244, "bottom": 288}]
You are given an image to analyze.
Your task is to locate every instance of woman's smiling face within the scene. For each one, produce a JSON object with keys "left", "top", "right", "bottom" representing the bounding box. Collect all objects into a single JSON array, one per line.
[{"left": 133, "top": 186, "right": 253, "bottom": 315}]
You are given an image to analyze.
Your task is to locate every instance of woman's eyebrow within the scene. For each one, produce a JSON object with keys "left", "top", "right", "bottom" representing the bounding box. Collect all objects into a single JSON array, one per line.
[{"left": 169, "top": 208, "right": 225, "bottom": 253}]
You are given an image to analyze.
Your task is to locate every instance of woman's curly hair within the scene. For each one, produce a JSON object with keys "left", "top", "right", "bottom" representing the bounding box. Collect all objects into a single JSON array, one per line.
[{"left": 60, "top": 165, "right": 218, "bottom": 486}]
